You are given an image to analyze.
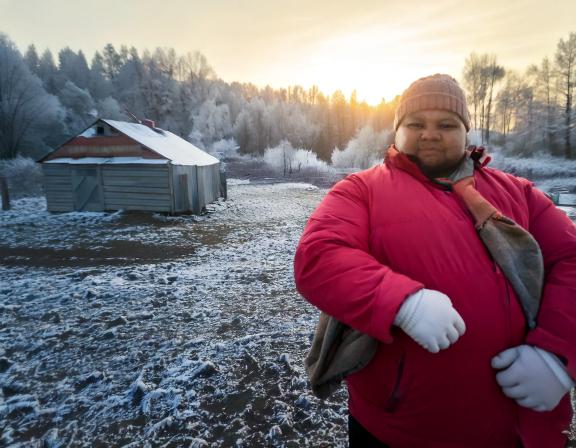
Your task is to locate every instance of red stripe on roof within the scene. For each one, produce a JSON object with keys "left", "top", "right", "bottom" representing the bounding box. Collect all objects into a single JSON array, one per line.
[{"left": 63, "top": 135, "right": 138, "bottom": 147}]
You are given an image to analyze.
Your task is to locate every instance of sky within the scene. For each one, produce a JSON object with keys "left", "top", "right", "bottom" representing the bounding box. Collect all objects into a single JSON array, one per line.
[{"left": 1, "top": 0, "right": 575, "bottom": 104}]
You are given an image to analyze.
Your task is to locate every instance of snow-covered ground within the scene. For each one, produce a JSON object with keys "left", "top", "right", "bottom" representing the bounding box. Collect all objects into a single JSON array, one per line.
[
  {"left": 1, "top": 178, "right": 575, "bottom": 447},
  {"left": 0, "top": 182, "right": 349, "bottom": 447}
]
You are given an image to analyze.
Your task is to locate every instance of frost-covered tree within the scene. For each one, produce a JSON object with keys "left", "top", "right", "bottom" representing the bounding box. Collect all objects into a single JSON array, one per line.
[
  {"left": 153, "top": 47, "right": 178, "bottom": 80},
  {"left": 138, "top": 53, "right": 178, "bottom": 126},
  {"left": 175, "top": 51, "right": 216, "bottom": 115},
  {"left": 494, "top": 72, "right": 535, "bottom": 154},
  {"left": 37, "top": 49, "right": 60, "bottom": 94},
  {"left": 233, "top": 108, "right": 252, "bottom": 154},
  {"left": 89, "top": 52, "right": 112, "bottom": 100},
  {"left": 0, "top": 155, "right": 43, "bottom": 201},
  {"left": 555, "top": 32, "right": 576, "bottom": 158},
  {"left": 308, "top": 92, "right": 333, "bottom": 161},
  {"left": 330, "top": 89, "right": 354, "bottom": 150},
  {"left": 269, "top": 102, "right": 319, "bottom": 151},
  {"left": 0, "top": 34, "right": 63, "bottom": 160},
  {"left": 233, "top": 97, "right": 274, "bottom": 155},
  {"left": 24, "top": 44, "right": 40, "bottom": 75},
  {"left": 264, "top": 140, "right": 330, "bottom": 175},
  {"left": 463, "top": 53, "right": 505, "bottom": 143},
  {"left": 331, "top": 126, "right": 390, "bottom": 169},
  {"left": 526, "top": 57, "right": 558, "bottom": 152},
  {"left": 484, "top": 61, "right": 505, "bottom": 144},
  {"left": 58, "top": 47, "right": 90, "bottom": 89},
  {"left": 371, "top": 97, "right": 397, "bottom": 133},
  {"left": 176, "top": 51, "right": 216, "bottom": 84},
  {"left": 102, "top": 43, "right": 122, "bottom": 80},
  {"left": 219, "top": 83, "right": 242, "bottom": 117},
  {"left": 59, "top": 81, "right": 96, "bottom": 133},
  {"left": 190, "top": 98, "right": 232, "bottom": 149},
  {"left": 208, "top": 138, "right": 239, "bottom": 159},
  {"left": 114, "top": 48, "right": 145, "bottom": 117},
  {"left": 96, "top": 97, "right": 125, "bottom": 120}
]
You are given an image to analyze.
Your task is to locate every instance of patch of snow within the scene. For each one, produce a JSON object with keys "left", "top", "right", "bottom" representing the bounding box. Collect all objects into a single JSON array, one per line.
[{"left": 227, "top": 178, "right": 250, "bottom": 186}]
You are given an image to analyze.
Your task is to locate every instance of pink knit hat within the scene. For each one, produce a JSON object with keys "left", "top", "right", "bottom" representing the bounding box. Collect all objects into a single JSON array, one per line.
[{"left": 393, "top": 74, "right": 471, "bottom": 131}]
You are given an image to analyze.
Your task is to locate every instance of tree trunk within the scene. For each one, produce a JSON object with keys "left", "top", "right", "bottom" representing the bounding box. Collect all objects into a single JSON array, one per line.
[
  {"left": 0, "top": 176, "right": 10, "bottom": 211},
  {"left": 485, "top": 75, "right": 495, "bottom": 145},
  {"left": 485, "top": 95, "right": 493, "bottom": 144},
  {"left": 565, "top": 109, "right": 572, "bottom": 159},
  {"left": 566, "top": 89, "right": 572, "bottom": 159}
]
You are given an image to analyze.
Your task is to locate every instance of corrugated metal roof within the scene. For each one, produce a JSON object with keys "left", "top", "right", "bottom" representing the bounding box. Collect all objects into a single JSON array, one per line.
[{"left": 102, "top": 119, "right": 219, "bottom": 167}]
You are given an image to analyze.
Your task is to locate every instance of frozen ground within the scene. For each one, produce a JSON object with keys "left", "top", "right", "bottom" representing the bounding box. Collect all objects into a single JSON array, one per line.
[
  {"left": 0, "top": 182, "right": 349, "bottom": 447},
  {"left": 1, "top": 178, "right": 575, "bottom": 447}
]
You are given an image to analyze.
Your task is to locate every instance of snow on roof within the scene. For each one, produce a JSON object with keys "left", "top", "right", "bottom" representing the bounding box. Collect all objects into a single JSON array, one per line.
[
  {"left": 44, "top": 157, "right": 169, "bottom": 165},
  {"left": 101, "top": 119, "right": 219, "bottom": 167}
]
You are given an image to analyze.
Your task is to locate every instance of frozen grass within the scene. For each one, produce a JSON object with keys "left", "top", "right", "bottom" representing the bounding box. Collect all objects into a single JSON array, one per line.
[{"left": 489, "top": 151, "right": 576, "bottom": 184}]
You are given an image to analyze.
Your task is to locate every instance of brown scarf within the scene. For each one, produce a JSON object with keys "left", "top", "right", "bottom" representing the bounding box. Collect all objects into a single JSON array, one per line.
[{"left": 304, "top": 146, "right": 544, "bottom": 399}]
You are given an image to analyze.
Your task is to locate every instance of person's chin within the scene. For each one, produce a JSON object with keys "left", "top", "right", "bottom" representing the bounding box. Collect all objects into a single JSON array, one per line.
[
  {"left": 417, "top": 155, "right": 443, "bottom": 170},
  {"left": 417, "top": 159, "right": 450, "bottom": 177}
]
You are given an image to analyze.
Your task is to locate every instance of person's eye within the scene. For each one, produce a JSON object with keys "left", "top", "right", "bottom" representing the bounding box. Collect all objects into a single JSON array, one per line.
[
  {"left": 406, "top": 123, "right": 423, "bottom": 129},
  {"left": 439, "top": 123, "right": 457, "bottom": 129}
]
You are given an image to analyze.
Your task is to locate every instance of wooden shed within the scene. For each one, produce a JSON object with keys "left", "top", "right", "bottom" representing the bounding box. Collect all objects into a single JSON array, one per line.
[{"left": 38, "top": 119, "right": 223, "bottom": 214}]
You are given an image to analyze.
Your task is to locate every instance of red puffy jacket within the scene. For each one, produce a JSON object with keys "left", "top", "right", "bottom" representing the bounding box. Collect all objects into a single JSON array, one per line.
[{"left": 294, "top": 148, "right": 576, "bottom": 448}]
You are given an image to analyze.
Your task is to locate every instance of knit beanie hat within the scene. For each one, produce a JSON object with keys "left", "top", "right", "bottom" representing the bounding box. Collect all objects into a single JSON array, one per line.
[{"left": 394, "top": 74, "right": 471, "bottom": 131}]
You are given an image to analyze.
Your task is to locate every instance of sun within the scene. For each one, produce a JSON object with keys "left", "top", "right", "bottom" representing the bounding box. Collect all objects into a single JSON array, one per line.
[{"left": 286, "top": 25, "right": 460, "bottom": 105}]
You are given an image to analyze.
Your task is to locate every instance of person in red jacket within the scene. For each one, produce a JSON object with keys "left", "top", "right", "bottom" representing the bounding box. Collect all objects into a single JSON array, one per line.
[{"left": 294, "top": 74, "right": 576, "bottom": 448}]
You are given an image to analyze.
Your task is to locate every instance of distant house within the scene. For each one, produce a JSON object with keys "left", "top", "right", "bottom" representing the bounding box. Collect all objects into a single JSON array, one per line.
[{"left": 38, "top": 119, "right": 224, "bottom": 214}]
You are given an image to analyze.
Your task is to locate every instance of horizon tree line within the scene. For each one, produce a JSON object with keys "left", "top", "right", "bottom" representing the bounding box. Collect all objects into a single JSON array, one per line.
[
  {"left": 462, "top": 32, "right": 576, "bottom": 158},
  {"left": 1, "top": 31, "right": 575, "bottom": 163}
]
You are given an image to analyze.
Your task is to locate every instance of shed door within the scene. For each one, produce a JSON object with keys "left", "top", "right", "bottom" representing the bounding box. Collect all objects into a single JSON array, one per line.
[{"left": 72, "top": 168, "right": 103, "bottom": 211}]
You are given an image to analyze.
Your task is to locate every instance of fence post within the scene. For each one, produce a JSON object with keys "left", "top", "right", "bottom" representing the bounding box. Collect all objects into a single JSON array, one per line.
[{"left": 0, "top": 176, "right": 10, "bottom": 211}]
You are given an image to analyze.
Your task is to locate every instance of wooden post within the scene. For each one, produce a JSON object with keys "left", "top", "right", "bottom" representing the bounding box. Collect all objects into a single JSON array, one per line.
[
  {"left": 0, "top": 176, "right": 10, "bottom": 211},
  {"left": 220, "top": 169, "right": 227, "bottom": 200}
]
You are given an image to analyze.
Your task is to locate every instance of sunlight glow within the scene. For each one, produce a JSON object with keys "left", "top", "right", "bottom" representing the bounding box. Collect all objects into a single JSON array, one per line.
[{"left": 296, "top": 25, "right": 461, "bottom": 104}]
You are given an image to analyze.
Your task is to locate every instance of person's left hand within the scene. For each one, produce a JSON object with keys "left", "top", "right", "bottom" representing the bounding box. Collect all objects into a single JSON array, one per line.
[{"left": 491, "top": 345, "right": 573, "bottom": 412}]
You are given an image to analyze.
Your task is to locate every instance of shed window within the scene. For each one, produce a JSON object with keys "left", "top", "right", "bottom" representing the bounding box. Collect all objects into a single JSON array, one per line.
[{"left": 96, "top": 126, "right": 105, "bottom": 135}]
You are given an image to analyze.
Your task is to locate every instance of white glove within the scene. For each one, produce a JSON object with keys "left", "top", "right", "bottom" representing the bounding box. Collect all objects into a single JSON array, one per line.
[
  {"left": 491, "top": 345, "right": 574, "bottom": 412},
  {"left": 394, "top": 288, "right": 466, "bottom": 353}
]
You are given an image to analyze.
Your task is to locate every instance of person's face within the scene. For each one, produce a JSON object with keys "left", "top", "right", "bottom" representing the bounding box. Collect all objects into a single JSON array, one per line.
[{"left": 395, "top": 109, "right": 467, "bottom": 178}]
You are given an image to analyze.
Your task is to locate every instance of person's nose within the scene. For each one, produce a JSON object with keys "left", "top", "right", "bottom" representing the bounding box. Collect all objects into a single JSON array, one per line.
[{"left": 419, "top": 126, "right": 441, "bottom": 141}]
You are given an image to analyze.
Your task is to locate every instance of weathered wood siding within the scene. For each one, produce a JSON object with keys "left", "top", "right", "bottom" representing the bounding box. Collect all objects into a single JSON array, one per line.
[
  {"left": 71, "top": 166, "right": 104, "bottom": 211},
  {"left": 42, "top": 164, "right": 75, "bottom": 212},
  {"left": 42, "top": 162, "right": 220, "bottom": 214},
  {"left": 101, "top": 165, "right": 172, "bottom": 212},
  {"left": 172, "top": 165, "right": 200, "bottom": 213},
  {"left": 171, "top": 163, "right": 221, "bottom": 213},
  {"left": 197, "top": 164, "right": 221, "bottom": 209}
]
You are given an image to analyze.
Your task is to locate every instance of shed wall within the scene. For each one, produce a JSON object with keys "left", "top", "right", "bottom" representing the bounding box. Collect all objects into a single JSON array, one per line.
[
  {"left": 172, "top": 165, "right": 200, "bottom": 213},
  {"left": 42, "top": 164, "right": 74, "bottom": 212},
  {"left": 101, "top": 165, "right": 172, "bottom": 212},
  {"left": 42, "top": 162, "right": 220, "bottom": 214},
  {"left": 197, "top": 163, "right": 221, "bottom": 209}
]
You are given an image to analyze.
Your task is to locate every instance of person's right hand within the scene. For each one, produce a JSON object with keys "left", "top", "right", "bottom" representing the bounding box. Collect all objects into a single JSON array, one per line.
[{"left": 394, "top": 288, "right": 466, "bottom": 353}]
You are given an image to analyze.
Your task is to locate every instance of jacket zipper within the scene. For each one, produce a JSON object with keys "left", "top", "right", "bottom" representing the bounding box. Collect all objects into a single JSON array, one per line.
[
  {"left": 497, "top": 263, "right": 514, "bottom": 346},
  {"left": 496, "top": 262, "right": 520, "bottom": 429},
  {"left": 384, "top": 352, "right": 406, "bottom": 412}
]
